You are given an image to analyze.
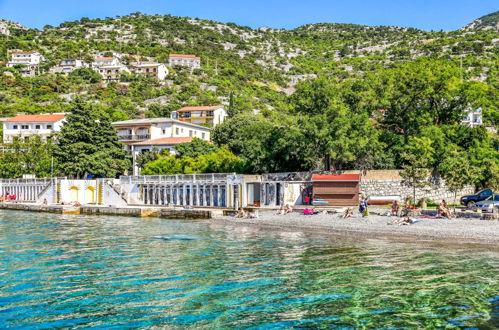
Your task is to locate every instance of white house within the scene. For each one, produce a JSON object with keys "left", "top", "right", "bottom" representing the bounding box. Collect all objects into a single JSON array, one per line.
[
  {"left": 50, "top": 59, "right": 86, "bottom": 74},
  {"left": 92, "top": 57, "right": 129, "bottom": 81},
  {"left": 461, "top": 107, "right": 483, "bottom": 128},
  {"left": 130, "top": 62, "right": 168, "bottom": 81},
  {"left": 168, "top": 54, "right": 201, "bottom": 69},
  {"left": 111, "top": 118, "right": 212, "bottom": 175},
  {"left": 7, "top": 51, "right": 45, "bottom": 76},
  {"left": 3, "top": 113, "right": 66, "bottom": 143},
  {"left": 171, "top": 105, "right": 227, "bottom": 127}
]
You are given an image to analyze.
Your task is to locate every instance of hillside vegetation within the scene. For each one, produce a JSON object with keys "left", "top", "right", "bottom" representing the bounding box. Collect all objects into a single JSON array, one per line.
[{"left": 0, "top": 12, "right": 497, "bottom": 185}]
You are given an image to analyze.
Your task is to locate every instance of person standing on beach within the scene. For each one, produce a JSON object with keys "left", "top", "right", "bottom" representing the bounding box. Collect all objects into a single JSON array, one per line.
[{"left": 359, "top": 199, "right": 369, "bottom": 217}]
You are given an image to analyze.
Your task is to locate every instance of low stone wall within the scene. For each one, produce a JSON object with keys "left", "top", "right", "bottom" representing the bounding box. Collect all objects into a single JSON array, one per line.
[
  {"left": 161, "top": 209, "right": 213, "bottom": 220},
  {"left": 0, "top": 203, "right": 77, "bottom": 214},
  {"left": 80, "top": 206, "right": 144, "bottom": 217},
  {"left": 360, "top": 170, "right": 475, "bottom": 203}
]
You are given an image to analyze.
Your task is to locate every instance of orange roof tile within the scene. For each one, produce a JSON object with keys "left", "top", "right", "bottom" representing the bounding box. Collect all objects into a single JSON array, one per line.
[
  {"left": 131, "top": 137, "right": 193, "bottom": 146},
  {"left": 177, "top": 106, "right": 222, "bottom": 112},
  {"left": 94, "top": 57, "right": 115, "bottom": 60},
  {"left": 312, "top": 174, "right": 361, "bottom": 181},
  {"left": 6, "top": 114, "right": 66, "bottom": 123},
  {"left": 169, "top": 54, "right": 201, "bottom": 59}
]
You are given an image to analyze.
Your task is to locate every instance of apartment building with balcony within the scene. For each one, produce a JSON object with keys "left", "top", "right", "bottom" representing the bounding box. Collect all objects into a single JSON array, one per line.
[
  {"left": 461, "top": 107, "right": 483, "bottom": 128},
  {"left": 171, "top": 106, "right": 227, "bottom": 127},
  {"left": 112, "top": 118, "right": 211, "bottom": 151},
  {"left": 92, "top": 57, "right": 129, "bottom": 81},
  {"left": 7, "top": 51, "right": 45, "bottom": 76},
  {"left": 50, "top": 59, "right": 86, "bottom": 74},
  {"left": 130, "top": 62, "right": 168, "bottom": 81},
  {"left": 168, "top": 54, "right": 201, "bottom": 69},
  {"left": 112, "top": 118, "right": 212, "bottom": 175},
  {"left": 2, "top": 114, "right": 66, "bottom": 143}
]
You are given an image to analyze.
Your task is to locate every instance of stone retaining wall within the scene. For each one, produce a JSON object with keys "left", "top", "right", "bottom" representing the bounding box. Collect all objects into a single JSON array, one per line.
[{"left": 360, "top": 174, "right": 475, "bottom": 203}]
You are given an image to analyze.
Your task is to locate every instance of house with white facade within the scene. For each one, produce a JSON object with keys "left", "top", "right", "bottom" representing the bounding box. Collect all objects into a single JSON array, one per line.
[
  {"left": 168, "top": 54, "right": 201, "bottom": 69},
  {"left": 461, "top": 107, "right": 483, "bottom": 128},
  {"left": 3, "top": 113, "right": 66, "bottom": 143},
  {"left": 92, "top": 57, "right": 129, "bottom": 81},
  {"left": 111, "top": 118, "right": 212, "bottom": 175},
  {"left": 7, "top": 51, "right": 45, "bottom": 76},
  {"left": 50, "top": 59, "right": 86, "bottom": 74},
  {"left": 130, "top": 62, "right": 168, "bottom": 81},
  {"left": 171, "top": 105, "right": 227, "bottom": 127}
]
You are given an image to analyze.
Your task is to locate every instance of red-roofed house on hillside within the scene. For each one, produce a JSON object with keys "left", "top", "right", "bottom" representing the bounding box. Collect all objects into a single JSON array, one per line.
[
  {"left": 3, "top": 113, "right": 66, "bottom": 143},
  {"left": 168, "top": 54, "right": 201, "bottom": 69},
  {"left": 171, "top": 105, "right": 227, "bottom": 127}
]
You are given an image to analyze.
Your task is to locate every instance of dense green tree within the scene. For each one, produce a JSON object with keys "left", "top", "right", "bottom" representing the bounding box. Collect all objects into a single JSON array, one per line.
[
  {"left": 0, "top": 137, "right": 55, "bottom": 178},
  {"left": 53, "top": 98, "right": 129, "bottom": 178},
  {"left": 175, "top": 138, "right": 218, "bottom": 158}
]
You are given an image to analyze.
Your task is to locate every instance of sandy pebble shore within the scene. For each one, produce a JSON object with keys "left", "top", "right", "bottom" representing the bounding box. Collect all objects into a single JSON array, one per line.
[{"left": 211, "top": 211, "right": 499, "bottom": 246}]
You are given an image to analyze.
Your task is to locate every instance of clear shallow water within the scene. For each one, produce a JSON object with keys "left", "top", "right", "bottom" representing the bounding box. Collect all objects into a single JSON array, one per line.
[{"left": 0, "top": 210, "right": 498, "bottom": 329}]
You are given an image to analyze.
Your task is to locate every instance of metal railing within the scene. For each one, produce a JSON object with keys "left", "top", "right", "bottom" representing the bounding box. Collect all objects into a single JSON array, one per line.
[
  {"left": 118, "top": 134, "right": 150, "bottom": 141},
  {"left": 0, "top": 178, "right": 65, "bottom": 185},
  {"left": 120, "top": 173, "right": 236, "bottom": 184}
]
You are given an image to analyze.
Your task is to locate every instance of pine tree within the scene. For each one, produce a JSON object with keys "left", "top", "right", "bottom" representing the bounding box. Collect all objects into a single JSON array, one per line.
[{"left": 53, "top": 98, "right": 129, "bottom": 178}]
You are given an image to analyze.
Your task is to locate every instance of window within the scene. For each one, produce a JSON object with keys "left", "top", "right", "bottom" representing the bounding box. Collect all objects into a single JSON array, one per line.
[
  {"left": 202, "top": 133, "right": 205, "bottom": 139},
  {"left": 47, "top": 125, "right": 52, "bottom": 129},
  {"left": 162, "top": 129, "right": 166, "bottom": 134},
  {"left": 189, "top": 130, "right": 193, "bottom": 137},
  {"left": 175, "top": 128, "right": 179, "bottom": 135},
  {"left": 35, "top": 125, "right": 41, "bottom": 129},
  {"left": 21, "top": 125, "right": 29, "bottom": 130},
  {"left": 13, "top": 125, "right": 18, "bottom": 129}
]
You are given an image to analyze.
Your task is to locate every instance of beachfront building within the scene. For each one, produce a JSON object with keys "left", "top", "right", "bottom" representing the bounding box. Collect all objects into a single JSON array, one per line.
[
  {"left": 2, "top": 113, "right": 66, "bottom": 143},
  {"left": 50, "top": 59, "right": 86, "bottom": 74},
  {"left": 130, "top": 62, "right": 168, "bottom": 81},
  {"left": 171, "top": 106, "right": 227, "bottom": 127},
  {"left": 461, "top": 107, "right": 483, "bottom": 128},
  {"left": 168, "top": 54, "right": 201, "bottom": 69},
  {"left": 111, "top": 118, "right": 212, "bottom": 174},
  {"left": 7, "top": 51, "right": 45, "bottom": 76}
]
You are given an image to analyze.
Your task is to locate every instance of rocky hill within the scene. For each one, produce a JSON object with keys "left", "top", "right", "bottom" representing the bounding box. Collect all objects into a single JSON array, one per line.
[
  {"left": 463, "top": 11, "right": 499, "bottom": 32},
  {"left": 0, "top": 12, "right": 497, "bottom": 120}
]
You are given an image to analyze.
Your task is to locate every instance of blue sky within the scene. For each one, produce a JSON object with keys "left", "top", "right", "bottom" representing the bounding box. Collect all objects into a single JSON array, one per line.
[{"left": 0, "top": 0, "right": 497, "bottom": 31}]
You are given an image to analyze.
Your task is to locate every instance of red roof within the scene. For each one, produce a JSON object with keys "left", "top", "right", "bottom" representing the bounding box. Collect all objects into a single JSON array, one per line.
[
  {"left": 6, "top": 114, "right": 66, "bottom": 123},
  {"left": 177, "top": 106, "right": 222, "bottom": 112},
  {"left": 169, "top": 54, "right": 200, "bottom": 59},
  {"left": 312, "top": 174, "right": 361, "bottom": 181},
  {"left": 131, "top": 137, "right": 193, "bottom": 146}
]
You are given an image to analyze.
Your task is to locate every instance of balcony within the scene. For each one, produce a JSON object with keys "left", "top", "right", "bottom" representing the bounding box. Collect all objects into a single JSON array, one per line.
[{"left": 118, "top": 134, "right": 150, "bottom": 141}]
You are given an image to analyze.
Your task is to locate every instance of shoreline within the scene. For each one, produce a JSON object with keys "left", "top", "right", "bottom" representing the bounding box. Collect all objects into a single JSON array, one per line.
[
  {"left": 0, "top": 203, "right": 498, "bottom": 247},
  {"left": 210, "top": 212, "right": 499, "bottom": 247}
]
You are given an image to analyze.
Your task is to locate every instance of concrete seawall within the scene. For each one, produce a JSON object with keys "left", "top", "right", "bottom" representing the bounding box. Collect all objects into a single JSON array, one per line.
[{"left": 0, "top": 203, "right": 222, "bottom": 219}]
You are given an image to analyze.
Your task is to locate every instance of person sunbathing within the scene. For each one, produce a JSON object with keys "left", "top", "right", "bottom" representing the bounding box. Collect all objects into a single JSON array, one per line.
[
  {"left": 342, "top": 207, "right": 353, "bottom": 218},
  {"left": 276, "top": 204, "right": 286, "bottom": 215},
  {"left": 285, "top": 204, "right": 293, "bottom": 214},
  {"left": 235, "top": 207, "right": 247, "bottom": 218},
  {"left": 438, "top": 201, "right": 451, "bottom": 219}
]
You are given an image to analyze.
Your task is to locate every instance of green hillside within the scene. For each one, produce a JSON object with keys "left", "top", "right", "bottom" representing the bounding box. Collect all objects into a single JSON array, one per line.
[{"left": 0, "top": 12, "right": 497, "bottom": 120}]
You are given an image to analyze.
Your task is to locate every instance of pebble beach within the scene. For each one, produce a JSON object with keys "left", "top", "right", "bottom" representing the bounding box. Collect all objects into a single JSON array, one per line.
[{"left": 211, "top": 211, "right": 499, "bottom": 246}]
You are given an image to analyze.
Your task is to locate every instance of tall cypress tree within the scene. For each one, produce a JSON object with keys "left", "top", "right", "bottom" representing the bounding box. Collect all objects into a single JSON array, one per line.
[{"left": 54, "top": 98, "right": 129, "bottom": 178}]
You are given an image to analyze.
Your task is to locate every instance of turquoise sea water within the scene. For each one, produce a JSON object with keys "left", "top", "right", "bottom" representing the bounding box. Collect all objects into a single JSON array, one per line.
[{"left": 0, "top": 210, "right": 497, "bottom": 329}]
